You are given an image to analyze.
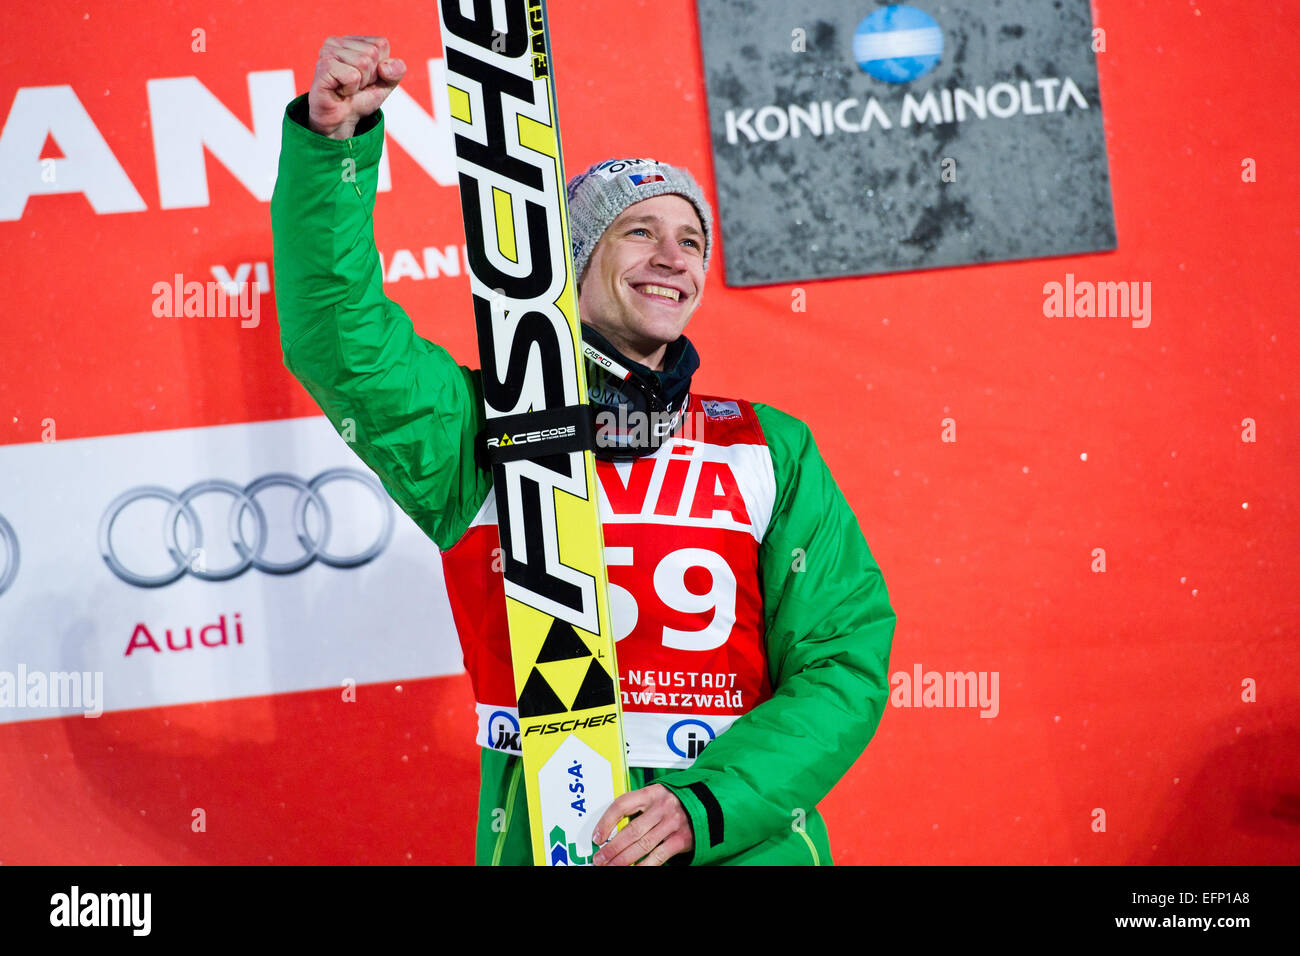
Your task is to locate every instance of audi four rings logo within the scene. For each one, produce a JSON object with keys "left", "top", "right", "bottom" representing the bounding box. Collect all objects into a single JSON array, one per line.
[
  {"left": 0, "top": 513, "right": 18, "bottom": 597},
  {"left": 98, "top": 468, "right": 394, "bottom": 588}
]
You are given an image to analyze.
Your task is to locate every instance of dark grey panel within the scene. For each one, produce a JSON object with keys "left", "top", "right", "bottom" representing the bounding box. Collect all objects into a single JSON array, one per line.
[{"left": 695, "top": 0, "right": 1118, "bottom": 286}]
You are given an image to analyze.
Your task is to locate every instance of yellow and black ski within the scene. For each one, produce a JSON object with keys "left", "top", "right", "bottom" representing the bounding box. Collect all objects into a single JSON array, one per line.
[{"left": 437, "top": 0, "right": 629, "bottom": 866}]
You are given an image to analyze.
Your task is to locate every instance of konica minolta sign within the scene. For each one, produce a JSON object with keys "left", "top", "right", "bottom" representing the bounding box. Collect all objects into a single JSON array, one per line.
[{"left": 695, "top": 1, "right": 1117, "bottom": 285}]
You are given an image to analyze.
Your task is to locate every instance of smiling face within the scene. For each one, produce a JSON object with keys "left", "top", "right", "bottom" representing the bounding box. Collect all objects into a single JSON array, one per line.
[{"left": 576, "top": 194, "right": 707, "bottom": 371}]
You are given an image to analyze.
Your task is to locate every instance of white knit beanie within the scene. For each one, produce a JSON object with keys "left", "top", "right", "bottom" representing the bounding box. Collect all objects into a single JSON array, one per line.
[{"left": 566, "top": 158, "right": 714, "bottom": 282}]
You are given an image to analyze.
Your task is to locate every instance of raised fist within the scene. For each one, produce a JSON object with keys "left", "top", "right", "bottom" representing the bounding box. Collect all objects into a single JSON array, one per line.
[{"left": 307, "top": 36, "right": 406, "bottom": 139}]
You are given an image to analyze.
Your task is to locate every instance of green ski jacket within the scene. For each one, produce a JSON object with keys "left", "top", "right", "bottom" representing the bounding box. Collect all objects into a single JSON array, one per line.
[{"left": 271, "top": 93, "right": 896, "bottom": 865}]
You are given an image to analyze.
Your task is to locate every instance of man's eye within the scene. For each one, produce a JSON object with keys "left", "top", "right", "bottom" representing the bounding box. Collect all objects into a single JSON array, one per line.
[
  {"left": 629, "top": 228, "right": 651, "bottom": 237},
  {"left": 682, "top": 239, "right": 700, "bottom": 249}
]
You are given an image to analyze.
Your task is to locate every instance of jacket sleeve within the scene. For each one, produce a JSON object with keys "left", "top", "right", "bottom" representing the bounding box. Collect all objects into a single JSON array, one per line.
[
  {"left": 655, "top": 402, "right": 896, "bottom": 864},
  {"left": 270, "top": 93, "right": 489, "bottom": 552}
]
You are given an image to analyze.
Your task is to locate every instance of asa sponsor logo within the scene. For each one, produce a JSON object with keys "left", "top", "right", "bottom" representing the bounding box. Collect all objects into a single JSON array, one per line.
[
  {"left": 666, "top": 718, "right": 716, "bottom": 759},
  {"left": 565, "top": 758, "right": 589, "bottom": 818},
  {"left": 546, "top": 759, "right": 595, "bottom": 864},
  {"left": 538, "top": 736, "right": 610, "bottom": 866}
]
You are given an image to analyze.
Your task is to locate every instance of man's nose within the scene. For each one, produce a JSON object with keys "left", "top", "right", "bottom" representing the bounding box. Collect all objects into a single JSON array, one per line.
[{"left": 650, "top": 235, "right": 687, "bottom": 270}]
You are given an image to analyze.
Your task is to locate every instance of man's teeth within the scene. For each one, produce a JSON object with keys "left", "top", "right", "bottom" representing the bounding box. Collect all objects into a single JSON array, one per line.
[{"left": 638, "top": 284, "right": 681, "bottom": 301}]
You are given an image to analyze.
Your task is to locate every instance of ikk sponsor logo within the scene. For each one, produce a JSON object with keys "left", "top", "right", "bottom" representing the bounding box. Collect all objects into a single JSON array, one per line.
[
  {"left": 666, "top": 717, "right": 716, "bottom": 759},
  {"left": 488, "top": 709, "right": 521, "bottom": 751}
]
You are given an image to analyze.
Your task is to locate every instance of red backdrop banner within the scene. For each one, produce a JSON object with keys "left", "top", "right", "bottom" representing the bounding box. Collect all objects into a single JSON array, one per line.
[{"left": 0, "top": 0, "right": 1296, "bottom": 864}]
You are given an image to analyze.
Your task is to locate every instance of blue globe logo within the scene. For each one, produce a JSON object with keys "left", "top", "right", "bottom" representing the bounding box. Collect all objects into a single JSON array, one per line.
[{"left": 853, "top": 5, "right": 944, "bottom": 83}]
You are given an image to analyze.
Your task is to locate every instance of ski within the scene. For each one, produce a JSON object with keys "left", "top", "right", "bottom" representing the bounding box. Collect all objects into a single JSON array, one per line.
[{"left": 436, "top": 0, "right": 629, "bottom": 866}]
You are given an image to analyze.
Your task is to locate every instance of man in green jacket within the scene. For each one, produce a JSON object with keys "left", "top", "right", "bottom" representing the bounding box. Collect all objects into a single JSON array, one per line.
[{"left": 271, "top": 35, "right": 895, "bottom": 865}]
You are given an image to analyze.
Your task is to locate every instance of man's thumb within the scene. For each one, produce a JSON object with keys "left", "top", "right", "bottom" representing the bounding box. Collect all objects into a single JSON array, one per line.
[{"left": 377, "top": 58, "right": 406, "bottom": 86}]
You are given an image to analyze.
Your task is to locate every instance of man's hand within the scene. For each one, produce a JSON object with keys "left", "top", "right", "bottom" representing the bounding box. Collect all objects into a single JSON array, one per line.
[
  {"left": 308, "top": 36, "right": 406, "bottom": 139},
  {"left": 592, "top": 784, "right": 694, "bottom": 866}
]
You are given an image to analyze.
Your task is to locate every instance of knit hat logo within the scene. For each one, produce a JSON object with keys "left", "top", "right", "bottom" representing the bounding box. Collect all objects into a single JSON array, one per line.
[{"left": 587, "top": 158, "right": 662, "bottom": 181}]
